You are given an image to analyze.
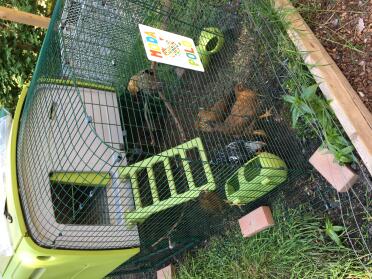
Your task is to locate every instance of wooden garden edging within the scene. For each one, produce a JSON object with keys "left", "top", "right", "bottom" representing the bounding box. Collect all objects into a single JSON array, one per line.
[
  {"left": 0, "top": 6, "right": 50, "bottom": 28},
  {"left": 274, "top": 0, "right": 372, "bottom": 175}
]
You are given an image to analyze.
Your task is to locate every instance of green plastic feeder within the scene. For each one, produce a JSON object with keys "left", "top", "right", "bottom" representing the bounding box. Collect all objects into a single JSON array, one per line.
[
  {"left": 225, "top": 152, "right": 288, "bottom": 205},
  {"left": 196, "top": 27, "right": 225, "bottom": 67}
]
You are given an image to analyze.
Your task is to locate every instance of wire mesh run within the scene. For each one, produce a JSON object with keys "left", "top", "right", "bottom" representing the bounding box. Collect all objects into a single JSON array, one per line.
[{"left": 16, "top": 0, "right": 309, "bottom": 270}]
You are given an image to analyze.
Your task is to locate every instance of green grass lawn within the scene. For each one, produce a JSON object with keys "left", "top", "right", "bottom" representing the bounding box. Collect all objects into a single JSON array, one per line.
[{"left": 176, "top": 203, "right": 371, "bottom": 279}]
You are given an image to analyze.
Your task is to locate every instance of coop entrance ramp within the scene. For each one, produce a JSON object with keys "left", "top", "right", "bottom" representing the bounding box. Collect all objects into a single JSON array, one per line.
[{"left": 119, "top": 138, "right": 216, "bottom": 226}]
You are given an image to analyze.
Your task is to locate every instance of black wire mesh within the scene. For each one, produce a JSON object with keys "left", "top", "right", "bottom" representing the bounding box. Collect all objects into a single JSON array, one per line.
[{"left": 16, "top": 0, "right": 371, "bottom": 276}]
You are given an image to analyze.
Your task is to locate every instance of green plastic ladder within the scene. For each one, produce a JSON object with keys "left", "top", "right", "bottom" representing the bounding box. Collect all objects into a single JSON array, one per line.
[{"left": 119, "top": 138, "right": 215, "bottom": 226}]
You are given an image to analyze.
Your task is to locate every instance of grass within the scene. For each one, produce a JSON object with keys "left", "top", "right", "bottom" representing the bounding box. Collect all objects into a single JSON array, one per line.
[{"left": 176, "top": 203, "right": 371, "bottom": 279}]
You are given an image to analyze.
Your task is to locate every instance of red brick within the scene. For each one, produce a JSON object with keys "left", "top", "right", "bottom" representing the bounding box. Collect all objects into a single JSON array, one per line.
[
  {"left": 239, "top": 206, "right": 274, "bottom": 237},
  {"left": 157, "top": 264, "right": 175, "bottom": 279},
  {"left": 309, "top": 148, "right": 358, "bottom": 192}
]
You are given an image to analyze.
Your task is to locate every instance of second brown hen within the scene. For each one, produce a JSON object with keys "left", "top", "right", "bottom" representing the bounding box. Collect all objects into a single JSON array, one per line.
[
  {"left": 195, "top": 95, "right": 232, "bottom": 132},
  {"left": 195, "top": 84, "right": 260, "bottom": 136},
  {"left": 222, "top": 83, "right": 257, "bottom": 132}
]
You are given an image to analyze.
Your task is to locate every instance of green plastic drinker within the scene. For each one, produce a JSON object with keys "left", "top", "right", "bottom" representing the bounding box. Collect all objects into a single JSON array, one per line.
[
  {"left": 196, "top": 27, "right": 225, "bottom": 68},
  {"left": 225, "top": 152, "right": 288, "bottom": 205}
]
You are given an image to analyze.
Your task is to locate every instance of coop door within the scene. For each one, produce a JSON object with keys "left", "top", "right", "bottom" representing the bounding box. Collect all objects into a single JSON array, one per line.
[{"left": 50, "top": 172, "right": 111, "bottom": 225}]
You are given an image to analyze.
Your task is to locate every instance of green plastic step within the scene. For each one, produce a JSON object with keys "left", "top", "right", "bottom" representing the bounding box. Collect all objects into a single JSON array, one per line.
[{"left": 119, "top": 138, "right": 215, "bottom": 226}]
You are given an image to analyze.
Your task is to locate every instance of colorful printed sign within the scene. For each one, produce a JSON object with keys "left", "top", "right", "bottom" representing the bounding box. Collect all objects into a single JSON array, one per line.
[{"left": 139, "top": 24, "right": 204, "bottom": 72}]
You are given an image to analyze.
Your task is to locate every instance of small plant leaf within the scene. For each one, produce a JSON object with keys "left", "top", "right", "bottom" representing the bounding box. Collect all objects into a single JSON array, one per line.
[
  {"left": 325, "top": 218, "right": 332, "bottom": 230},
  {"left": 340, "top": 146, "right": 354, "bottom": 155},
  {"left": 332, "top": 226, "right": 345, "bottom": 232},
  {"left": 283, "top": 94, "right": 295, "bottom": 103},
  {"left": 300, "top": 103, "right": 314, "bottom": 114},
  {"left": 324, "top": 218, "right": 344, "bottom": 247},
  {"left": 326, "top": 229, "right": 343, "bottom": 246},
  {"left": 338, "top": 155, "right": 353, "bottom": 163},
  {"left": 291, "top": 108, "right": 301, "bottom": 128},
  {"left": 301, "top": 84, "right": 318, "bottom": 100}
]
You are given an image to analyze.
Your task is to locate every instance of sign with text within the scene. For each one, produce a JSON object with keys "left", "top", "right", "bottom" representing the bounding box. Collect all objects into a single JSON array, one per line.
[{"left": 139, "top": 24, "right": 204, "bottom": 72}]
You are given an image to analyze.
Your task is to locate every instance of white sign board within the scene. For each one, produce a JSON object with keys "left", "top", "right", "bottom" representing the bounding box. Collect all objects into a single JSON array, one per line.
[{"left": 139, "top": 24, "right": 204, "bottom": 72}]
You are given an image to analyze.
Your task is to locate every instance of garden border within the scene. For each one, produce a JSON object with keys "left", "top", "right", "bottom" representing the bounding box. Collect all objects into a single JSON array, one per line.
[{"left": 274, "top": 0, "right": 372, "bottom": 175}]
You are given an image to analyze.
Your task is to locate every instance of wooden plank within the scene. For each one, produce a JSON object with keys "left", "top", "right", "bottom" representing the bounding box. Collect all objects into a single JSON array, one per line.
[
  {"left": 0, "top": 6, "right": 50, "bottom": 28},
  {"left": 274, "top": 0, "right": 372, "bottom": 175}
]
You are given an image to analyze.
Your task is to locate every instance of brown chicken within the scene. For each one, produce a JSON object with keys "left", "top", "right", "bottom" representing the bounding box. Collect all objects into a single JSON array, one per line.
[
  {"left": 195, "top": 95, "right": 232, "bottom": 132},
  {"left": 127, "top": 69, "right": 160, "bottom": 97},
  {"left": 225, "top": 84, "right": 258, "bottom": 124},
  {"left": 196, "top": 84, "right": 259, "bottom": 136},
  {"left": 198, "top": 191, "right": 227, "bottom": 216},
  {"left": 221, "top": 83, "right": 257, "bottom": 133}
]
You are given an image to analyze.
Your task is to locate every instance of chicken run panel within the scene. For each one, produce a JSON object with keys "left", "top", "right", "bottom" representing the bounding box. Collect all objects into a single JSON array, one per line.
[{"left": 16, "top": 0, "right": 307, "bottom": 271}]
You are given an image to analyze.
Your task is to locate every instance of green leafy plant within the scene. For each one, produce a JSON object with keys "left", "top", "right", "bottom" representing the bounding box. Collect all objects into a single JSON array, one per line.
[
  {"left": 283, "top": 84, "right": 354, "bottom": 164},
  {"left": 243, "top": 0, "right": 355, "bottom": 166},
  {"left": 325, "top": 218, "right": 345, "bottom": 247}
]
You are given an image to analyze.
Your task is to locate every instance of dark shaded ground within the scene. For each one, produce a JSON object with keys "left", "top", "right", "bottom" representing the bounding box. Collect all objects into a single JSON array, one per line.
[{"left": 294, "top": 0, "right": 372, "bottom": 111}]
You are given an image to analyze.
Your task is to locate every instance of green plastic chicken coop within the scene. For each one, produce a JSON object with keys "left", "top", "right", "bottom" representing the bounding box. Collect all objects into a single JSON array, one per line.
[{"left": 0, "top": 0, "right": 307, "bottom": 278}]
